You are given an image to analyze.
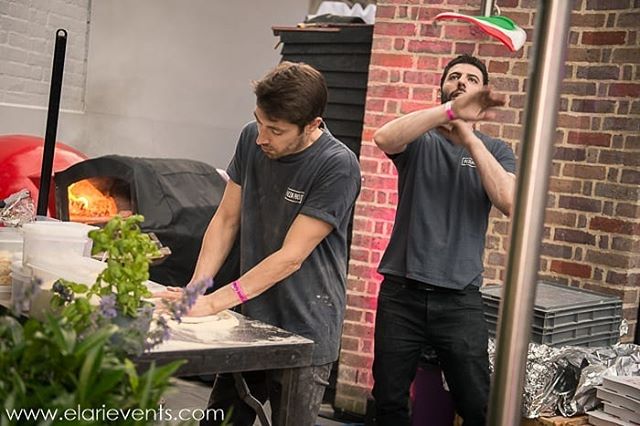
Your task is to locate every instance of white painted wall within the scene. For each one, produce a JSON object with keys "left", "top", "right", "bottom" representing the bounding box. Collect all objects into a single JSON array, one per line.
[{"left": 0, "top": 0, "right": 308, "bottom": 168}]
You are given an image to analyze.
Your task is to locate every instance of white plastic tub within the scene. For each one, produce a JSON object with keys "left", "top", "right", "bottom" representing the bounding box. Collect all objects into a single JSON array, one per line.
[
  {"left": 22, "top": 222, "right": 97, "bottom": 265},
  {"left": 29, "top": 256, "right": 107, "bottom": 289}
]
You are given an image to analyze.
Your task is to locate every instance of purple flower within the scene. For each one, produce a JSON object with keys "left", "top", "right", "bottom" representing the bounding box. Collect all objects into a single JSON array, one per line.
[
  {"left": 167, "top": 277, "right": 213, "bottom": 322},
  {"left": 99, "top": 294, "right": 117, "bottom": 319}
]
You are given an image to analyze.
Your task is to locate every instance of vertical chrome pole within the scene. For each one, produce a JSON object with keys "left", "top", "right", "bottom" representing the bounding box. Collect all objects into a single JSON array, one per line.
[
  {"left": 487, "top": 1, "right": 572, "bottom": 425},
  {"left": 480, "top": 0, "right": 495, "bottom": 16}
]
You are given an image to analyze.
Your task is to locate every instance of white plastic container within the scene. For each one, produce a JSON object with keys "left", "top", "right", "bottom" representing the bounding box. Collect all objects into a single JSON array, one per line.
[
  {"left": 10, "top": 260, "right": 32, "bottom": 308},
  {"left": 22, "top": 222, "right": 97, "bottom": 265},
  {"left": 29, "top": 256, "right": 107, "bottom": 290},
  {"left": 0, "top": 227, "right": 23, "bottom": 288}
]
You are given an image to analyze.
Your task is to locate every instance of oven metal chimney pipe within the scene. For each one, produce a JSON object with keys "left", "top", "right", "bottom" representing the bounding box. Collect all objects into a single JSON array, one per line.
[
  {"left": 37, "top": 29, "right": 67, "bottom": 216},
  {"left": 487, "top": 1, "right": 572, "bottom": 424}
]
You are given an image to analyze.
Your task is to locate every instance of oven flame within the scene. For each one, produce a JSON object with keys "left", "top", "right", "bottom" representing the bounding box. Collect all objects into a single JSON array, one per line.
[{"left": 68, "top": 180, "right": 118, "bottom": 223}]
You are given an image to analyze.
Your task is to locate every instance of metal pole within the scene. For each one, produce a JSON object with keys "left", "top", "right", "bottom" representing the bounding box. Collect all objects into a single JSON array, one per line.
[
  {"left": 37, "top": 29, "right": 67, "bottom": 216},
  {"left": 487, "top": 1, "right": 572, "bottom": 425},
  {"left": 480, "top": 0, "right": 494, "bottom": 16}
]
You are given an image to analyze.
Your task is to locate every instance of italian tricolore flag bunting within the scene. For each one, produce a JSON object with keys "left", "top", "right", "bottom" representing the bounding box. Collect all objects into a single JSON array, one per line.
[{"left": 434, "top": 12, "right": 526, "bottom": 52}]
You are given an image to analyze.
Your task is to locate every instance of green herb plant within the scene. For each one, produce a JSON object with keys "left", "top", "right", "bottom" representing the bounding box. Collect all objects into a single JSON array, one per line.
[{"left": 90, "top": 214, "right": 160, "bottom": 317}]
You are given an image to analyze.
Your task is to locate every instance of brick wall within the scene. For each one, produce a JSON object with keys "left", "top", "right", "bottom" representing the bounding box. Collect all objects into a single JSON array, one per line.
[
  {"left": 336, "top": 0, "right": 640, "bottom": 415},
  {"left": 0, "top": 0, "right": 90, "bottom": 111}
]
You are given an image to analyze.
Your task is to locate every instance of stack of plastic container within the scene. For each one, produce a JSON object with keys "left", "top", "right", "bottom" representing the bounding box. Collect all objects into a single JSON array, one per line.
[
  {"left": 0, "top": 227, "right": 23, "bottom": 302},
  {"left": 481, "top": 281, "right": 622, "bottom": 347}
]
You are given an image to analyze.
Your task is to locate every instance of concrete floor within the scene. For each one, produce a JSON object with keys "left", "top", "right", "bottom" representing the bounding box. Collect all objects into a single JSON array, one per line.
[{"left": 162, "top": 378, "right": 361, "bottom": 426}]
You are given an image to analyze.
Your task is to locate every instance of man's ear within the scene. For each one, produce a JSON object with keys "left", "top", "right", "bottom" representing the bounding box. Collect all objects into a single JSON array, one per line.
[
  {"left": 305, "top": 117, "right": 322, "bottom": 134},
  {"left": 437, "top": 88, "right": 442, "bottom": 102}
]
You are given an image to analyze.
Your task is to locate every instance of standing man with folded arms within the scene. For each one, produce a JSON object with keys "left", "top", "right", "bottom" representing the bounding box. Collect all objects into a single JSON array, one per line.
[
  {"left": 371, "top": 54, "right": 516, "bottom": 426},
  {"left": 158, "top": 61, "right": 361, "bottom": 425}
]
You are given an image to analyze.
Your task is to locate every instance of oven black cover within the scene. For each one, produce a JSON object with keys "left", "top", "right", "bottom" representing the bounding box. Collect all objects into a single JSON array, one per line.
[{"left": 55, "top": 155, "right": 239, "bottom": 287}]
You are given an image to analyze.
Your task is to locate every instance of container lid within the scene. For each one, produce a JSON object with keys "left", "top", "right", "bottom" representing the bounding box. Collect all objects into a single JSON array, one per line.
[
  {"left": 22, "top": 222, "right": 98, "bottom": 239},
  {"left": 481, "top": 282, "right": 622, "bottom": 312},
  {"left": 29, "top": 256, "right": 106, "bottom": 285}
]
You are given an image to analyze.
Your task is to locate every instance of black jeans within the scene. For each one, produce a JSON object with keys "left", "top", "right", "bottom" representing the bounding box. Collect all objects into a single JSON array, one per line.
[
  {"left": 372, "top": 276, "right": 489, "bottom": 426},
  {"left": 200, "top": 364, "right": 332, "bottom": 426}
]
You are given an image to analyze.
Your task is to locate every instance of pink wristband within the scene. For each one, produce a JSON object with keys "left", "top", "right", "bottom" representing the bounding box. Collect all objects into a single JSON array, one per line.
[
  {"left": 231, "top": 280, "right": 249, "bottom": 303},
  {"left": 445, "top": 101, "right": 456, "bottom": 121}
]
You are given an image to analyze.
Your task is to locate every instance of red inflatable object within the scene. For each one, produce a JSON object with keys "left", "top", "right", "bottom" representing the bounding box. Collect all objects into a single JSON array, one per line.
[{"left": 0, "top": 134, "right": 87, "bottom": 217}]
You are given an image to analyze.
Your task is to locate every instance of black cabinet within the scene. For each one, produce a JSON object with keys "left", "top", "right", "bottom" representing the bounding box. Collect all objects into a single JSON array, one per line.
[{"left": 273, "top": 25, "right": 374, "bottom": 157}]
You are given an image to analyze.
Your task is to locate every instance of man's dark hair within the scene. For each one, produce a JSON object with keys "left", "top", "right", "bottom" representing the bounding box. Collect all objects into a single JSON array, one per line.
[
  {"left": 253, "top": 61, "right": 328, "bottom": 131},
  {"left": 439, "top": 54, "right": 489, "bottom": 90}
]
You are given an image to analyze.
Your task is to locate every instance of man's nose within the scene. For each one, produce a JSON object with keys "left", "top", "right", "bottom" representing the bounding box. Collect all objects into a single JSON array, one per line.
[{"left": 256, "top": 131, "right": 268, "bottom": 145}]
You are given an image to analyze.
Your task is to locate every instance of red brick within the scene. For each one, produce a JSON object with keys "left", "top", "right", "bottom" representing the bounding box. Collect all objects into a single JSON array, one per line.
[
  {"left": 563, "top": 164, "right": 606, "bottom": 180},
  {"left": 581, "top": 31, "right": 627, "bottom": 45},
  {"left": 609, "top": 83, "right": 640, "bottom": 97},
  {"left": 606, "top": 271, "right": 640, "bottom": 286},
  {"left": 612, "top": 48, "right": 640, "bottom": 64},
  {"left": 567, "top": 131, "right": 611, "bottom": 147},
  {"left": 617, "top": 12, "right": 640, "bottom": 27},
  {"left": 550, "top": 260, "right": 592, "bottom": 278},
  {"left": 616, "top": 202, "right": 640, "bottom": 218},
  {"left": 599, "top": 150, "right": 640, "bottom": 167},
  {"left": 365, "top": 98, "right": 385, "bottom": 112},
  {"left": 554, "top": 147, "right": 586, "bottom": 162},
  {"left": 489, "top": 61, "right": 509, "bottom": 73},
  {"left": 417, "top": 56, "right": 439, "bottom": 70},
  {"left": 403, "top": 70, "right": 439, "bottom": 85},
  {"left": 375, "top": 22, "right": 417, "bottom": 36},
  {"left": 370, "top": 53, "right": 414, "bottom": 68},
  {"left": 603, "top": 117, "right": 640, "bottom": 132},
  {"left": 393, "top": 38, "right": 405, "bottom": 50},
  {"left": 540, "top": 243, "right": 573, "bottom": 259},
  {"left": 594, "top": 183, "right": 640, "bottom": 201},
  {"left": 372, "top": 37, "right": 393, "bottom": 51},
  {"left": 611, "top": 237, "right": 640, "bottom": 252},
  {"left": 375, "top": 5, "right": 396, "bottom": 19},
  {"left": 347, "top": 294, "right": 378, "bottom": 310},
  {"left": 570, "top": 13, "right": 607, "bottom": 27},
  {"left": 554, "top": 228, "right": 596, "bottom": 245},
  {"left": 586, "top": 250, "right": 634, "bottom": 269},
  {"left": 576, "top": 65, "right": 620, "bottom": 80},
  {"left": 454, "top": 42, "right": 476, "bottom": 55},
  {"left": 407, "top": 39, "right": 452, "bottom": 54},
  {"left": 568, "top": 48, "right": 602, "bottom": 62},
  {"left": 549, "top": 178, "right": 582, "bottom": 194},
  {"left": 590, "top": 217, "right": 639, "bottom": 235},
  {"left": 479, "top": 43, "right": 524, "bottom": 58},
  {"left": 621, "top": 169, "right": 640, "bottom": 185},
  {"left": 557, "top": 114, "right": 591, "bottom": 129},
  {"left": 562, "top": 82, "right": 598, "bottom": 96},
  {"left": 443, "top": 24, "right": 484, "bottom": 39},
  {"left": 545, "top": 210, "right": 577, "bottom": 227},
  {"left": 419, "top": 24, "right": 442, "bottom": 38},
  {"left": 368, "top": 85, "right": 410, "bottom": 99},
  {"left": 558, "top": 195, "right": 602, "bottom": 213},
  {"left": 368, "top": 68, "right": 389, "bottom": 83},
  {"left": 399, "top": 101, "right": 430, "bottom": 114},
  {"left": 571, "top": 99, "right": 616, "bottom": 113},
  {"left": 586, "top": 0, "right": 632, "bottom": 10}
]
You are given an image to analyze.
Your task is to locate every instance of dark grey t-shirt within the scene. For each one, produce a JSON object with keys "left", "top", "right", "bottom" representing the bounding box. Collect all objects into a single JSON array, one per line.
[
  {"left": 226, "top": 121, "right": 361, "bottom": 364},
  {"left": 378, "top": 129, "right": 516, "bottom": 290}
]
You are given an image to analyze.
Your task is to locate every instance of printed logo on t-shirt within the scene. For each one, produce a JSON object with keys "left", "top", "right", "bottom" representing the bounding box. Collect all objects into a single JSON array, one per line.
[
  {"left": 285, "top": 187, "right": 305, "bottom": 204},
  {"left": 461, "top": 157, "right": 476, "bottom": 168}
]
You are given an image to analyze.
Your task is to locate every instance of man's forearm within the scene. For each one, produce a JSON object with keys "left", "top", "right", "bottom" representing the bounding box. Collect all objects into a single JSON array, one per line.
[
  {"left": 198, "top": 246, "right": 305, "bottom": 314},
  {"left": 466, "top": 137, "right": 515, "bottom": 216},
  {"left": 373, "top": 104, "right": 449, "bottom": 154},
  {"left": 190, "top": 214, "right": 239, "bottom": 285}
]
